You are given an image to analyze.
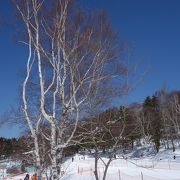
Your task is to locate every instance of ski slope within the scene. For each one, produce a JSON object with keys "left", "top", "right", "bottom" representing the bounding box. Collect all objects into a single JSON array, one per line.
[{"left": 1, "top": 148, "right": 180, "bottom": 180}]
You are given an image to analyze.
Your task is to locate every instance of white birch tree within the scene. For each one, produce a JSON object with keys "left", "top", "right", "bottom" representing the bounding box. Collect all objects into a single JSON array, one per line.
[{"left": 14, "top": 0, "right": 125, "bottom": 179}]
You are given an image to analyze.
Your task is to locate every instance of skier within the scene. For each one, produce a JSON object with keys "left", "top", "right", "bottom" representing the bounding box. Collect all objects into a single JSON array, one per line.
[{"left": 24, "top": 174, "right": 30, "bottom": 180}]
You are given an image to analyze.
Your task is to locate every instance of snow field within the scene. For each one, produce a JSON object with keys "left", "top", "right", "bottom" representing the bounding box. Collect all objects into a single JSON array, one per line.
[
  {"left": 60, "top": 155, "right": 180, "bottom": 180},
  {"left": 1, "top": 150, "right": 180, "bottom": 180}
]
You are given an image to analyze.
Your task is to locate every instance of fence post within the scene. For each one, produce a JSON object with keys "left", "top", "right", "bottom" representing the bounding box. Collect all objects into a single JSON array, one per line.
[
  {"left": 98, "top": 168, "right": 100, "bottom": 179},
  {"left": 141, "top": 171, "right": 143, "bottom": 180},
  {"left": 168, "top": 160, "right": 171, "bottom": 170},
  {"left": 81, "top": 168, "right": 83, "bottom": 175},
  {"left": 118, "top": 169, "right": 121, "bottom": 180}
]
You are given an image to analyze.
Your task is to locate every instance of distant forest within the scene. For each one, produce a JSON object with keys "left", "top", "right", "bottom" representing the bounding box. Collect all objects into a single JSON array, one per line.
[{"left": 1, "top": 89, "right": 180, "bottom": 160}]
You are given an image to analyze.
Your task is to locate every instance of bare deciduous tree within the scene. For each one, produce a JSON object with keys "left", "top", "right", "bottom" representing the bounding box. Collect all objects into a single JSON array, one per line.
[{"left": 14, "top": 0, "right": 126, "bottom": 179}]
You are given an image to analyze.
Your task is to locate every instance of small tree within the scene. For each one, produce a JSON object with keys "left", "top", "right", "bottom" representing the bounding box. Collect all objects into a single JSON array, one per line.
[{"left": 76, "top": 108, "right": 125, "bottom": 180}]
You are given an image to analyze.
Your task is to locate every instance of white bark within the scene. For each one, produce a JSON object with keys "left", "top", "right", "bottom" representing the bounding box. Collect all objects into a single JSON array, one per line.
[
  {"left": 15, "top": 0, "right": 122, "bottom": 179},
  {"left": 16, "top": 2, "right": 42, "bottom": 178}
]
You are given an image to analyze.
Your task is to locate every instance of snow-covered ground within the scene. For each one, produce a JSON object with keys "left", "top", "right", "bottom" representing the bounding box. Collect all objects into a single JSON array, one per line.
[
  {"left": 1, "top": 148, "right": 180, "bottom": 180},
  {"left": 60, "top": 152, "right": 180, "bottom": 180}
]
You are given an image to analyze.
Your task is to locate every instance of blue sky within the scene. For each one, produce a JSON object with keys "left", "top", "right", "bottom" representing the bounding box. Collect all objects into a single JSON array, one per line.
[{"left": 0, "top": 0, "right": 180, "bottom": 137}]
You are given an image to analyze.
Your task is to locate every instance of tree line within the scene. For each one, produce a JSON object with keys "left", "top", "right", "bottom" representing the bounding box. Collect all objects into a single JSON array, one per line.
[{"left": 0, "top": 137, "right": 29, "bottom": 158}]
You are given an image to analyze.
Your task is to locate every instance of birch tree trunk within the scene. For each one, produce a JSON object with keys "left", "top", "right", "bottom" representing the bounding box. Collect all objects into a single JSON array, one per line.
[{"left": 51, "top": 122, "right": 58, "bottom": 179}]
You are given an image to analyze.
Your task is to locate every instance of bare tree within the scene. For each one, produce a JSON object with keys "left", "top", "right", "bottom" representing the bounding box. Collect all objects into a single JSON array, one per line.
[
  {"left": 75, "top": 107, "right": 126, "bottom": 180},
  {"left": 14, "top": 0, "right": 125, "bottom": 179},
  {"left": 135, "top": 109, "right": 152, "bottom": 145},
  {"left": 158, "top": 90, "right": 180, "bottom": 151}
]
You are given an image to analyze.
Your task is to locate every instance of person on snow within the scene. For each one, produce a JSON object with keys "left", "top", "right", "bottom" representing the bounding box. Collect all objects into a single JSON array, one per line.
[
  {"left": 31, "top": 173, "right": 37, "bottom": 180},
  {"left": 24, "top": 174, "right": 30, "bottom": 180}
]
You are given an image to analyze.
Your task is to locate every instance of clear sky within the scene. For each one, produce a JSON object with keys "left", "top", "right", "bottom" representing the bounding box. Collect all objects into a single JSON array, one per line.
[{"left": 0, "top": 0, "right": 180, "bottom": 138}]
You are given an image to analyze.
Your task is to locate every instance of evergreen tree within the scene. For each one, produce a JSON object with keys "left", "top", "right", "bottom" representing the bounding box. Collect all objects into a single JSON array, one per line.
[{"left": 143, "top": 95, "right": 162, "bottom": 152}]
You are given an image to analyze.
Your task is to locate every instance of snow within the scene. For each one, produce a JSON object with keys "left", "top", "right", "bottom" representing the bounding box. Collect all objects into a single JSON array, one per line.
[
  {"left": 60, "top": 155, "right": 180, "bottom": 180},
  {"left": 1, "top": 148, "right": 180, "bottom": 180},
  {"left": 61, "top": 154, "right": 180, "bottom": 180}
]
